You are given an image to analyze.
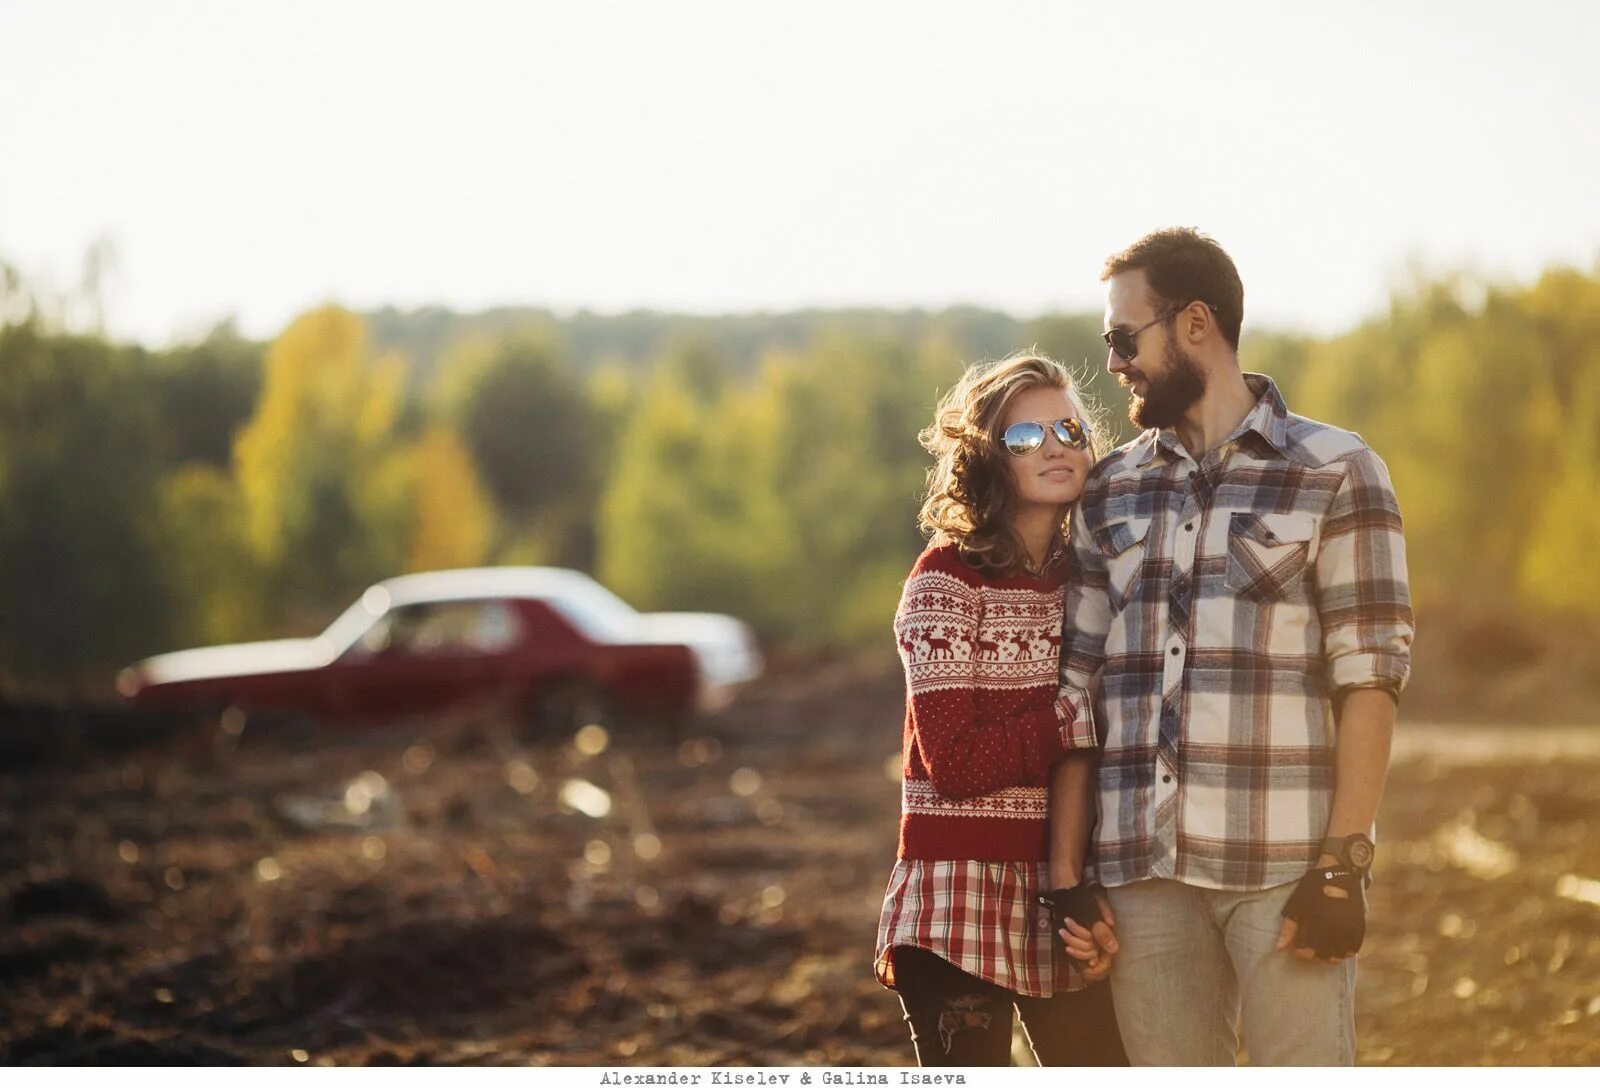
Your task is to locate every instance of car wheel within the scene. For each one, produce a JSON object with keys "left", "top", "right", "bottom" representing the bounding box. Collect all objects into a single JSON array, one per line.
[{"left": 529, "top": 680, "right": 613, "bottom": 740}]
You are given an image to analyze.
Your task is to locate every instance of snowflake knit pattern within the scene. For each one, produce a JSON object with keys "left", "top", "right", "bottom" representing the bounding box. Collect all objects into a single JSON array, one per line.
[{"left": 893, "top": 541, "right": 1092, "bottom": 862}]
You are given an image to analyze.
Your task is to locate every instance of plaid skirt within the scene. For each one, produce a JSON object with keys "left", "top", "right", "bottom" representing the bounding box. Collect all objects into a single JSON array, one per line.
[{"left": 875, "top": 858, "right": 1084, "bottom": 997}]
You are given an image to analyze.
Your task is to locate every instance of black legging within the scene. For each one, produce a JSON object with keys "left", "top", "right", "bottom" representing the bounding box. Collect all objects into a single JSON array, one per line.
[{"left": 892, "top": 945, "right": 1129, "bottom": 1067}]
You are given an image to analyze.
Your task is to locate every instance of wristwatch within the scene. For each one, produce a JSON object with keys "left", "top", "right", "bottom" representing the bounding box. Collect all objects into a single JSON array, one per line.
[{"left": 1320, "top": 833, "right": 1375, "bottom": 874}]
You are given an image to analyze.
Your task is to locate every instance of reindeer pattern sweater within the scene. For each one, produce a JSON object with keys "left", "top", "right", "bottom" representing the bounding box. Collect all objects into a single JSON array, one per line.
[{"left": 892, "top": 542, "right": 1095, "bottom": 861}]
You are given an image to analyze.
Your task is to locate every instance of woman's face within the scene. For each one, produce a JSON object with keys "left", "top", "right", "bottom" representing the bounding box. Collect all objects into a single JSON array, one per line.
[{"left": 999, "top": 384, "right": 1093, "bottom": 512}]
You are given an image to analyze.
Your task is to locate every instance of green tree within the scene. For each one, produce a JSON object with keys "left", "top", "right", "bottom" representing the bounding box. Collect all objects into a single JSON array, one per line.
[
  {"left": 598, "top": 330, "right": 946, "bottom": 645},
  {"left": 1513, "top": 269, "right": 1600, "bottom": 612},
  {"left": 156, "top": 464, "right": 261, "bottom": 646},
  {"left": 596, "top": 346, "right": 743, "bottom": 614},
  {"left": 147, "top": 323, "right": 263, "bottom": 469},
  {"left": 435, "top": 332, "right": 600, "bottom": 568},
  {"left": 0, "top": 322, "right": 172, "bottom": 687}
]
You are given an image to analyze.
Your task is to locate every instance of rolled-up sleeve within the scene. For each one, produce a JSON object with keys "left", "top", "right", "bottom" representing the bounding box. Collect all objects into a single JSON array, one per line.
[
  {"left": 1315, "top": 449, "right": 1415, "bottom": 700},
  {"left": 1057, "top": 498, "right": 1111, "bottom": 747}
]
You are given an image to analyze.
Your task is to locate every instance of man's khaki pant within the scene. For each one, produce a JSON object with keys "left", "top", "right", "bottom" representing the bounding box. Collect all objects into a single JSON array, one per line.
[{"left": 1105, "top": 877, "right": 1357, "bottom": 1066}]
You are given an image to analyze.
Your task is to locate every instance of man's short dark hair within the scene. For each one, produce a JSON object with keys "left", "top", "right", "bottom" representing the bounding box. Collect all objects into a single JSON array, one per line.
[{"left": 1102, "top": 227, "right": 1244, "bottom": 350}]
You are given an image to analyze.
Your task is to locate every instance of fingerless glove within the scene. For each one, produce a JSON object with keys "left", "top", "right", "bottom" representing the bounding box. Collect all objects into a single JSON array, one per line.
[{"left": 1281, "top": 866, "right": 1367, "bottom": 958}]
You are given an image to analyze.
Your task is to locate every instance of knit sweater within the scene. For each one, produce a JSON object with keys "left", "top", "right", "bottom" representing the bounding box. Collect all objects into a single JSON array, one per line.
[{"left": 893, "top": 541, "right": 1097, "bottom": 861}]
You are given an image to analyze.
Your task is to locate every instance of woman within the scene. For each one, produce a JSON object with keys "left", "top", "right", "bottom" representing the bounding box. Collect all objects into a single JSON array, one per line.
[{"left": 874, "top": 353, "right": 1127, "bottom": 1066}]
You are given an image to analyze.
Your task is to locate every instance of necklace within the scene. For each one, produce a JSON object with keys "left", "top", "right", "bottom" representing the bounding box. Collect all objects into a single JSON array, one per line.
[{"left": 1021, "top": 534, "right": 1067, "bottom": 577}]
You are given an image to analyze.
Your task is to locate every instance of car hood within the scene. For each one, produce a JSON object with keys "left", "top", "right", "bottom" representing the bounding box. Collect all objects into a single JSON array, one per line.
[
  {"left": 635, "top": 612, "right": 763, "bottom": 688},
  {"left": 130, "top": 638, "right": 332, "bottom": 687}
]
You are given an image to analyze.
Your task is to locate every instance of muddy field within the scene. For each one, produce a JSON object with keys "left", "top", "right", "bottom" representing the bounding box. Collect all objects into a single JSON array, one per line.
[{"left": 2, "top": 660, "right": 1598, "bottom": 1066}]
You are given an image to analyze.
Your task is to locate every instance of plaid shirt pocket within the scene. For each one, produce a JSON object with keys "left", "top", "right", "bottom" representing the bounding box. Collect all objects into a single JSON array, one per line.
[
  {"left": 1093, "top": 516, "right": 1151, "bottom": 611},
  {"left": 1227, "top": 511, "right": 1316, "bottom": 602}
]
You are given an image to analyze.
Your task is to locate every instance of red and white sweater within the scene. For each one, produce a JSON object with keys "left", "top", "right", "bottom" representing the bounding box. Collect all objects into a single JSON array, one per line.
[{"left": 893, "top": 542, "right": 1097, "bottom": 861}]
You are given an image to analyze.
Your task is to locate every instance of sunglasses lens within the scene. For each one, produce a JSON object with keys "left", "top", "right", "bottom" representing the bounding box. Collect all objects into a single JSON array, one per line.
[
  {"left": 1054, "top": 418, "right": 1088, "bottom": 449},
  {"left": 1003, "top": 421, "right": 1046, "bottom": 455},
  {"left": 1109, "top": 330, "right": 1137, "bottom": 361}
]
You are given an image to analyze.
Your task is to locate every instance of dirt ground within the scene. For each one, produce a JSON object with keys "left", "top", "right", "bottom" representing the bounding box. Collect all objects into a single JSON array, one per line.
[{"left": 2, "top": 659, "right": 1598, "bottom": 1066}]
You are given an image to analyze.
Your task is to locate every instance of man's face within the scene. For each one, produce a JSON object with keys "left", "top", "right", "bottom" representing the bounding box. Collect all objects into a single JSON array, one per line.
[{"left": 1103, "top": 269, "right": 1206, "bottom": 430}]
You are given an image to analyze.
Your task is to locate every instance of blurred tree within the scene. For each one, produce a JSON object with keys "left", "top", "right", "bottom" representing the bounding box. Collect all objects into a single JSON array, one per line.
[
  {"left": 234, "top": 306, "right": 409, "bottom": 629},
  {"left": 406, "top": 426, "right": 495, "bottom": 572},
  {"left": 1239, "top": 329, "right": 1316, "bottom": 407},
  {"left": 587, "top": 359, "right": 632, "bottom": 469},
  {"left": 0, "top": 256, "right": 33, "bottom": 327},
  {"left": 1514, "top": 269, "right": 1600, "bottom": 612},
  {"left": 1290, "top": 267, "right": 1600, "bottom": 621},
  {"left": 6, "top": 267, "right": 1600, "bottom": 681},
  {"left": 753, "top": 330, "right": 945, "bottom": 645},
  {"left": 147, "top": 322, "right": 264, "bottom": 469},
  {"left": 76, "top": 234, "right": 119, "bottom": 336},
  {"left": 596, "top": 344, "right": 739, "bottom": 613},
  {"left": 156, "top": 464, "right": 262, "bottom": 646},
  {"left": 598, "top": 331, "right": 944, "bottom": 645},
  {"left": 0, "top": 322, "right": 172, "bottom": 687},
  {"left": 370, "top": 305, "right": 1038, "bottom": 391},
  {"left": 434, "top": 332, "right": 599, "bottom": 568}
]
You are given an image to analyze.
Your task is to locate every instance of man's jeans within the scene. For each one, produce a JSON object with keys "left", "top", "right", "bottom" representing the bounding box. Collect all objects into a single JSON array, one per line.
[{"left": 1105, "top": 878, "right": 1357, "bottom": 1066}]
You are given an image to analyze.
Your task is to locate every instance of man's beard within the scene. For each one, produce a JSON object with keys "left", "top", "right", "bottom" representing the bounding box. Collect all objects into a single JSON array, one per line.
[{"left": 1129, "top": 340, "right": 1206, "bottom": 429}]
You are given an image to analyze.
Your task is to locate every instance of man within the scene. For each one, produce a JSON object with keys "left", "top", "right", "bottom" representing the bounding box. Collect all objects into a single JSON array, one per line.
[{"left": 1045, "top": 227, "right": 1415, "bottom": 1065}]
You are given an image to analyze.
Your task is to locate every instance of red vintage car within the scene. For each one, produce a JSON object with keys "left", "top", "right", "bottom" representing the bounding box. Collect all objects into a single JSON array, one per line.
[{"left": 116, "top": 567, "right": 762, "bottom": 734}]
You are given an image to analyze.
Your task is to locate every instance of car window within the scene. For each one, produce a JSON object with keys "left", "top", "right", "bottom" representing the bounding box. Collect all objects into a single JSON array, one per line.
[
  {"left": 542, "top": 580, "right": 641, "bottom": 643},
  {"left": 357, "top": 601, "right": 521, "bottom": 657}
]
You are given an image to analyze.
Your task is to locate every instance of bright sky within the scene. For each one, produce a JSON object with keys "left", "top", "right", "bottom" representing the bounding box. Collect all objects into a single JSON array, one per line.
[{"left": 2, "top": 0, "right": 1597, "bottom": 345}]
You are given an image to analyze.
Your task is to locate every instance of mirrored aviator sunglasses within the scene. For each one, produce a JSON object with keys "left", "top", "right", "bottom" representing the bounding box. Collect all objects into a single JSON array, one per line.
[{"left": 1002, "top": 417, "right": 1090, "bottom": 456}]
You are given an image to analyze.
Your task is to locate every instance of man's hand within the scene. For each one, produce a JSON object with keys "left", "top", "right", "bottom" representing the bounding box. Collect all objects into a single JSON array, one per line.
[
  {"left": 1040, "top": 884, "right": 1119, "bottom": 979},
  {"left": 1276, "top": 866, "right": 1366, "bottom": 963}
]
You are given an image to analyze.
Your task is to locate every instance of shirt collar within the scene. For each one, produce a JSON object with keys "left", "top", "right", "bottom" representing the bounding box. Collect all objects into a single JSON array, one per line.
[{"left": 1134, "top": 372, "right": 1290, "bottom": 466}]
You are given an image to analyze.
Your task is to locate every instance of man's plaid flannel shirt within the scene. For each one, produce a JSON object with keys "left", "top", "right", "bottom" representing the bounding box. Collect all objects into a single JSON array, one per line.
[{"left": 1058, "top": 374, "right": 1415, "bottom": 891}]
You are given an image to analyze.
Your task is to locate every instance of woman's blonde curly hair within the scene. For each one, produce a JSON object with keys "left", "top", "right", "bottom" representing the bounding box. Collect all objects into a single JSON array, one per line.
[{"left": 916, "top": 352, "right": 1108, "bottom": 575}]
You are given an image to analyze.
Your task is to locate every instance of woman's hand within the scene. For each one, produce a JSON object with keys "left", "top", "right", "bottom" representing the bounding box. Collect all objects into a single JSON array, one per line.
[{"left": 1058, "top": 887, "right": 1119, "bottom": 980}]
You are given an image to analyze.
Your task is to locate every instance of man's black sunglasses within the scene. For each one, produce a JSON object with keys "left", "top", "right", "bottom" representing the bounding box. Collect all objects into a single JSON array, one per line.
[{"left": 1102, "top": 301, "right": 1219, "bottom": 363}]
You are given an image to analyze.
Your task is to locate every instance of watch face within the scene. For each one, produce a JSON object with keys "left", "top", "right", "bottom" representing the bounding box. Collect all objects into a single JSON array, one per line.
[{"left": 1348, "top": 838, "right": 1375, "bottom": 869}]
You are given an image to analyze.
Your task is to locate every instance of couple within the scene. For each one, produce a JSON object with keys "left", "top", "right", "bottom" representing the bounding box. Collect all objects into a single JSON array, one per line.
[{"left": 874, "top": 228, "right": 1415, "bottom": 1066}]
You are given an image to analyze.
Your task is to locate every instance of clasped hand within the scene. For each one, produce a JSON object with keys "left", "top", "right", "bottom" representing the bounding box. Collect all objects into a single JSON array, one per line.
[
  {"left": 1046, "top": 864, "right": 1368, "bottom": 979},
  {"left": 1039, "top": 883, "right": 1118, "bottom": 982}
]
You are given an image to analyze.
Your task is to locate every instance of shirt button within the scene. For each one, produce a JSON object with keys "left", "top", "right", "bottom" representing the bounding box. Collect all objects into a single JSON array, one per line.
[
  {"left": 1170, "top": 646, "right": 1180, "bottom": 656},
  {"left": 1185, "top": 522, "right": 1194, "bottom": 531},
  {"left": 1162, "top": 774, "right": 1173, "bottom": 784}
]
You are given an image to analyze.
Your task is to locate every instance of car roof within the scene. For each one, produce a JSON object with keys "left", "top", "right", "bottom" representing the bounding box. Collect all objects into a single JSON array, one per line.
[{"left": 376, "top": 567, "right": 605, "bottom": 608}]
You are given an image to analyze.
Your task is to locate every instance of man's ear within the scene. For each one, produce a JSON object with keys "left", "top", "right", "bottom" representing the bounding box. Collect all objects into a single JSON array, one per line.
[{"left": 1182, "top": 301, "right": 1213, "bottom": 344}]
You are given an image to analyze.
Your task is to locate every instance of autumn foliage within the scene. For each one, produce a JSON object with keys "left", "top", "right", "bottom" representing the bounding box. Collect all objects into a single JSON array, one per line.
[{"left": 2, "top": 266, "right": 1599, "bottom": 701}]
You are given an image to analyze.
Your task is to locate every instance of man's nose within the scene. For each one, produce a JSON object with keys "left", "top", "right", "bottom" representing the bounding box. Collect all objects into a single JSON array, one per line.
[{"left": 1107, "top": 348, "right": 1128, "bottom": 377}]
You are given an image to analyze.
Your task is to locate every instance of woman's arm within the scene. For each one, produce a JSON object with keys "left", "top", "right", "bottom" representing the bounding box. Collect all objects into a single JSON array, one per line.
[
  {"left": 1048, "top": 749, "right": 1118, "bottom": 977},
  {"left": 1047, "top": 751, "right": 1098, "bottom": 889}
]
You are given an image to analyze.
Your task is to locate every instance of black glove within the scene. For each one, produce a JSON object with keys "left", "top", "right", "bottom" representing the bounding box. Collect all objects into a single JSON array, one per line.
[
  {"left": 1037, "top": 882, "right": 1106, "bottom": 935},
  {"left": 1281, "top": 866, "right": 1367, "bottom": 958}
]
